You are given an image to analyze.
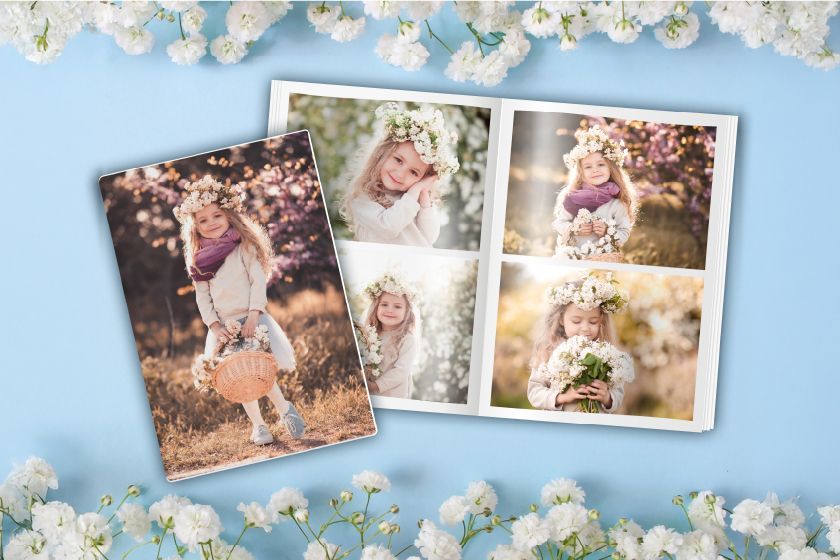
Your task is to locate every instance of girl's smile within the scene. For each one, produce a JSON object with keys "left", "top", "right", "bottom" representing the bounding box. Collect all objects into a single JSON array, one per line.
[
  {"left": 580, "top": 152, "right": 611, "bottom": 186},
  {"left": 563, "top": 305, "right": 603, "bottom": 340},
  {"left": 380, "top": 141, "right": 430, "bottom": 192},
  {"left": 377, "top": 292, "right": 409, "bottom": 330},
  {"left": 194, "top": 203, "right": 231, "bottom": 239}
]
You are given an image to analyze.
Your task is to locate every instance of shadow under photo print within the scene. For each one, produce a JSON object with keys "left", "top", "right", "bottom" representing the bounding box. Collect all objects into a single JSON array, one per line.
[{"left": 99, "top": 132, "right": 375, "bottom": 480}]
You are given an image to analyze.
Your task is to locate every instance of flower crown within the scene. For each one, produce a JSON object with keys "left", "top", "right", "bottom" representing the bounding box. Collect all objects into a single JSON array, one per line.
[
  {"left": 364, "top": 271, "right": 417, "bottom": 304},
  {"left": 375, "top": 102, "right": 460, "bottom": 178},
  {"left": 546, "top": 273, "right": 628, "bottom": 314},
  {"left": 173, "top": 175, "right": 246, "bottom": 223},
  {"left": 562, "top": 126, "right": 629, "bottom": 170}
]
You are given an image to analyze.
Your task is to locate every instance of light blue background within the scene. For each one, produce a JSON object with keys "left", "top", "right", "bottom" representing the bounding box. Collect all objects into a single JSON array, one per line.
[{"left": 2, "top": 4, "right": 839, "bottom": 559}]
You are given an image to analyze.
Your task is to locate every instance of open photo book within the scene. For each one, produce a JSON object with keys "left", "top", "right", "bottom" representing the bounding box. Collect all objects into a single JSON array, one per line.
[{"left": 268, "top": 81, "right": 737, "bottom": 432}]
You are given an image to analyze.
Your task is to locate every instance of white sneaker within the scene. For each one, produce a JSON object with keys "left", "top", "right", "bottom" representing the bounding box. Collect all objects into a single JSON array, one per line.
[{"left": 250, "top": 425, "right": 274, "bottom": 445}]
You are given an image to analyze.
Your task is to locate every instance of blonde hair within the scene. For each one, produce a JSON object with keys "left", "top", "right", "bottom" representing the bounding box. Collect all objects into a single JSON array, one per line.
[
  {"left": 340, "top": 137, "right": 438, "bottom": 232},
  {"left": 364, "top": 291, "right": 416, "bottom": 354},
  {"left": 530, "top": 302, "right": 616, "bottom": 369},
  {"left": 557, "top": 153, "right": 639, "bottom": 225},
  {"left": 179, "top": 206, "right": 273, "bottom": 275}
]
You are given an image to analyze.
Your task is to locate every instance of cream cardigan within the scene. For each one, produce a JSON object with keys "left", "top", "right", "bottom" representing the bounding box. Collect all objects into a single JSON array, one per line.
[
  {"left": 194, "top": 244, "right": 268, "bottom": 327},
  {"left": 349, "top": 192, "right": 441, "bottom": 247},
  {"left": 373, "top": 331, "right": 419, "bottom": 399}
]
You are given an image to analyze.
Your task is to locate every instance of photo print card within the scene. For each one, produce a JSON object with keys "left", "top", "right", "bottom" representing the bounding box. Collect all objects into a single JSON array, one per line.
[
  {"left": 268, "top": 82, "right": 737, "bottom": 432},
  {"left": 99, "top": 131, "right": 376, "bottom": 480}
]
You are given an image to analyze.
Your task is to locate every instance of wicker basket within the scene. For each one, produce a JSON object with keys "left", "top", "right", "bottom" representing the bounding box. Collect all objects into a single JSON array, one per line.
[
  {"left": 585, "top": 251, "right": 624, "bottom": 263},
  {"left": 211, "top": 350, "right": 277, "bottom": 403}
]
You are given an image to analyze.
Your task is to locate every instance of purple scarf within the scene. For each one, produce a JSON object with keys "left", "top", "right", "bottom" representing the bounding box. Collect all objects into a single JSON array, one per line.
[
  {"left": 562, "top": 181, "right": 621, "bottom": 216},
  {"left": 188, "top": 228, "right": 241, "bottom": 281}
]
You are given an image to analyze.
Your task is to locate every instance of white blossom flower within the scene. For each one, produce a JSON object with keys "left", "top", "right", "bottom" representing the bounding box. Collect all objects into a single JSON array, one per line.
[
  {"left": 116, "top": 503, "right": 152, "bottom": 542},
  {"left": 118, "top": 1, "right": 157, "bottom": 28},
  {"left": 6, "top": 458, "right": 58, "bottom": 500},
  {"left": 438, "top": 495, "right": 468, "bottom": 526},
  {"left": 545, "top": 503, "right": 589, "bottom": 543},
  {"left": 511, "top": 513, "right": 550, "bottom": 551},
  {"left": 731, "top": 499, "right": 773, "bottom": 537},
  {"left": 166, "top": 34, "right": 207, "bottom": 65},
  {"left": 173, "top": 504, "right": 223, "bottom": 551},
  {"left": 181, "top": 5, "right": 207, "bottom": 35},
  {"left": 414, "top": 519, "right": 462, "bottom": 560},
  {"left": 226, "top": 1, "right": 271, "bottom": 42},
  {"left": 498, "top": 29, "right": 531, "bottom": 67},
  {"left": 610, "top": 520, "right": 645, "bottom": 560},
  {"left": 210, "top": 34, "right": 248, "bottom": 64},
  {"left": 642, "top": 526, "right": 683, "bottom": 560},
  {"left": 405, "top": 2, "right": 443, "bottom": 21},
  {"left": 31, "top": 501, "right": 76, "bottom": 542},
  {"left": 541, "top": 478, "right": 586, "bottom": 506},
  {"left": 608, "top": 18, "right": 640, "bottom": 43},
  {"left": 361, "top": 545, "right": 397, "bottom": 560},
  {"left": 375, "top": 34, "right": 430, "bottom": 71},
  {"left": 262, "top": 1, "right": 292, "bottom": 23},
  {"left": 60, "top": 512, "right": 113, "bottom": 559},
  {"left": 160, "top": 1, "right": 197, "bottom": 11},
  {"left": 764, "top": 493, "right": 805, "bottom": 528},
  {"left": 268, "top": 487, "right": 309, "bottom": 520},
  {"left": 655, "top": 12, "right": 700, "bottom": 49},
  {"left": 473, "top": 50, "right": 509, "bottom": 87},
  {"left": 488, "top": 544, "right": 530, "bottom": 560},
  {"left": 307, "top": 3, "right": 341, "bottom": 33},
  {"left": 114, "top": 26, "right": 155, "bottom": 55},
  {"left": 4, "top": 530, "right": 48, "bottom": 560},
  {"left": 687, "top": 492, "right": 727, "bottom": 543},
  {"left": 364, "top": 1, "right": 401, "bottom": 20},
  {"left": 444, "top": 41, "right": 482, "bottom": 82},
  {"left": 304, "top": 541, "right": 340, "bottom": 560},
  {"left": 0, "top": 483, "right": 27, "bottom": 523},
  {"left": 331, "top": 15, "right": 366, "bottom": 42},
  {"left": 397, "top": 20, "right": 421, "bottom": 43},
  {"left": 756, "top": 526, "right": 807, "bottom": 552},
  {"left": 778, "top": 548, "right": 832, "bottom": 560},
  {"left": 676, "top": 530, "right": 719, "bottom": 560},
  {"left": 522, "top": 5, "right": 561, "bottom": 38},
  {"left": 465, "top": 481, "right": 497, "bottom": 514},
  {"left": 352, "top": 470, "right": 391, "bottom": 493},
  {"left": 149, "top": 495, "right": 192, "bottom": 529},
  {"left": 828, "top": 530, "right": 840, "bottom": 554},
  {"left": 238, "top": 502, "right": 272, "bottom": 532},
  {"left": 90, "top": 2, "right": 120, "bottom": 35}
]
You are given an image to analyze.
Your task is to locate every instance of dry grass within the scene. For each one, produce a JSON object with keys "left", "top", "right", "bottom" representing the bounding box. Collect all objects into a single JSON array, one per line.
[{"left": 138, "top": 287, "right": 375, "bottom": 481}]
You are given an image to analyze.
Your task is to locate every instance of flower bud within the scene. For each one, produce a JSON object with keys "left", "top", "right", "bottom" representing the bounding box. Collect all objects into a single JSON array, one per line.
[
  {"left": 529, "top": 503, "right": 538, "bottom": 513},
  {"left": 151, "top": 535, "right": 161, "bottom": 544},
  {"left": 378, "top": 521, "right": 391, "bottom": 534},
  {"left": 689, "top": 491, "right": 699, "bottom": 500},
  {"left": 391, "top": 523, "right": 401, "bottom": 534},
  {"left": 167, "top": 14, "right": 176, "bottom": 22},
  {"left": 672, "top": 495, "right": 684, "bottom": 506},
  {"left": 100, "top": 495, "right": 113, "bottom": 507},
  {"left": 588, "top": 509, "right": 600, "bottom": 521},
  {"left": 612, "top": 553, "right": 622, "bottom": 560},
  {"left": 417, "top": 519, "right": 424, "bottom": 529},
  {"left": 618, "top": 518, "right": 629, "bottom": 526},
  {"left": 484, "top": 525, "right": 493, "bottom": 533},
  {"left": 704, "top": 493, "right": 716, "bottom": 504},
  {"left": 674, "top": 2, "right": 689, "bottom": 16},
  {"left": 293, "top": 509, "right": 309, "bottom": 523},
  {"left": 351, "top": 512, "right": 365, "bottom": 525},
  {"left": 389, "top": 504, "right": 400, "bottom": 514},
  {"left": 483, "top": 507, "right": 493, "bottom": 517},
  {"left": 127, "top": 485, "right": 141, "bottom": 497},
  {"left": 491, "top": 515, "right": 501, "bottom": 526},
  {"left": 329, "top": 498, "right": 339, "bottom": 508},
  {"left": 340, "top": 491, "right": 353, "bottom": 503}
]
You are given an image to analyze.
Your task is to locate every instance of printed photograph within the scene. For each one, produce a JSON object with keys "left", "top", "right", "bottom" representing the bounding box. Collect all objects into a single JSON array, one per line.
[
  {"left": 491, "top": 263, "right": 703, "bottom": 420},
  {"left": 503, "top": 112, "right": 717, "bottom": 269},
  {"left": 288, "top": 94, "right": 491, "bottom": 251},
  {"left": 338, "top": 246, "right": 479, "bottom": 405},
  {"left": 99, "top": 132, "right": 375, "bottom": 480}
]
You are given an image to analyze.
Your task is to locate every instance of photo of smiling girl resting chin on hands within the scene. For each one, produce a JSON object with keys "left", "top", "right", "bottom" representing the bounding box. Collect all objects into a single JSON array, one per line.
[{"left": 340, "top": 102, "right": 460, "bottom": 248}]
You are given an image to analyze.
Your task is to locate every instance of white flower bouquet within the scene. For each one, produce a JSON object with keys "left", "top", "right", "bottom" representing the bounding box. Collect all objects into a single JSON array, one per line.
[
  {"left": 536, "top": 335, "right": 635, "bottom": 413},
  {"left": 191, "top": 319, "right": 272, "bottom": 393},
  {"left": 557, "top": 210, "right": 623, "bottom": 261},
  {"left": 3, "top": 457, "right": 840, "bottom": 560},
  {"left": 354, "top": 322, "right": 384, "bottom": 380}
]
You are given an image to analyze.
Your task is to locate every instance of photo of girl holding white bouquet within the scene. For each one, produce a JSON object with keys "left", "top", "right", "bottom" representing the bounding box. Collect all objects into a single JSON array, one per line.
[
  {"left": 552, "top": 126, "right": 638, "bottom": 262},
  {"left": 356, "top": 272, "right": 420, "bottom": 399},
  {"left": 340, "top": 102, "right": 460, "bottom": 248},
  {"left": 528, "top": 273, "right": 635, "bottom": 413},
  {"left": 175, "top": 175, "right": 306, "bottom": 445}
]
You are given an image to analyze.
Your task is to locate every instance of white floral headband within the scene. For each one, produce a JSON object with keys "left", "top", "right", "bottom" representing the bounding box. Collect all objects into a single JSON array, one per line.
[
  {"left": 364, "top": 272, "right": 418, "bottom": 304},
  {"left": 173, "top": 175, "right": 246, "bottom": 223},
  {"left": 546, "top": 273, "right": 628, "bottom": 314},
  {"left": 562, "top": 126, "right": 629, "bottom": 171},
  {"left": 375, "top": 102, "right": 460, "bottom": 178}
]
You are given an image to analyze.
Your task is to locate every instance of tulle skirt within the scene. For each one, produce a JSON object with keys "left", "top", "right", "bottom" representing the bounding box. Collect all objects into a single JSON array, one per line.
[{"left": 204, "top": 313, "right": 296, "bottom": 372}]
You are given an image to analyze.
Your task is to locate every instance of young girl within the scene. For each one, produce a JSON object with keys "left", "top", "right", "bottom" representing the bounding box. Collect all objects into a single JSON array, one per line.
[
  {"left": 340, "top": 102, "right": 460, "bottom": 248},
  {"left": 527, "top": 274, "right": 632, "bottom": 412},
  {"left": 174, "top": 175, "right": 306, "bottom": 446},
  {"left": 361, "top": 272, "right": 419, "bottom": 399},
  {"left": 553, "top": 126, "right": 638, "bottom": 260}
]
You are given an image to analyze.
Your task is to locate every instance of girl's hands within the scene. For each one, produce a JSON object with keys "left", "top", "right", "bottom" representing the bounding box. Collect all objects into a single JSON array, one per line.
[
  {"left": 581, "top": 380, "right": 612, "bottom": 408},
  {"left": 410, "top": 174, "right": 437, "bottom": 208},
  {"left": 555, "top": 386, "right": 588, "bottom": 407},
  {"left": 576, "top": 222, "right": 594, "bottom": 236},
  {"left": 369, "top": 381, "right": 380, "bottom": 394},
  {"left": 592, "top": 220, "right": 607, "bottom": 236},
  {"left": 242, "top": 310, "right": 261, "bottom": 338},
  {"left": 210, "top": 322, "right": 232, "bottom": 346}
]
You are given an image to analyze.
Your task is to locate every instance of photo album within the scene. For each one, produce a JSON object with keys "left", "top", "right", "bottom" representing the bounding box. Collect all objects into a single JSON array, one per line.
[
  {"left": 268, "top": 81, "right": 737, "bottom": 432},
  {"left": 99, "top": 131, "right": 376, "bottom": 480}
]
